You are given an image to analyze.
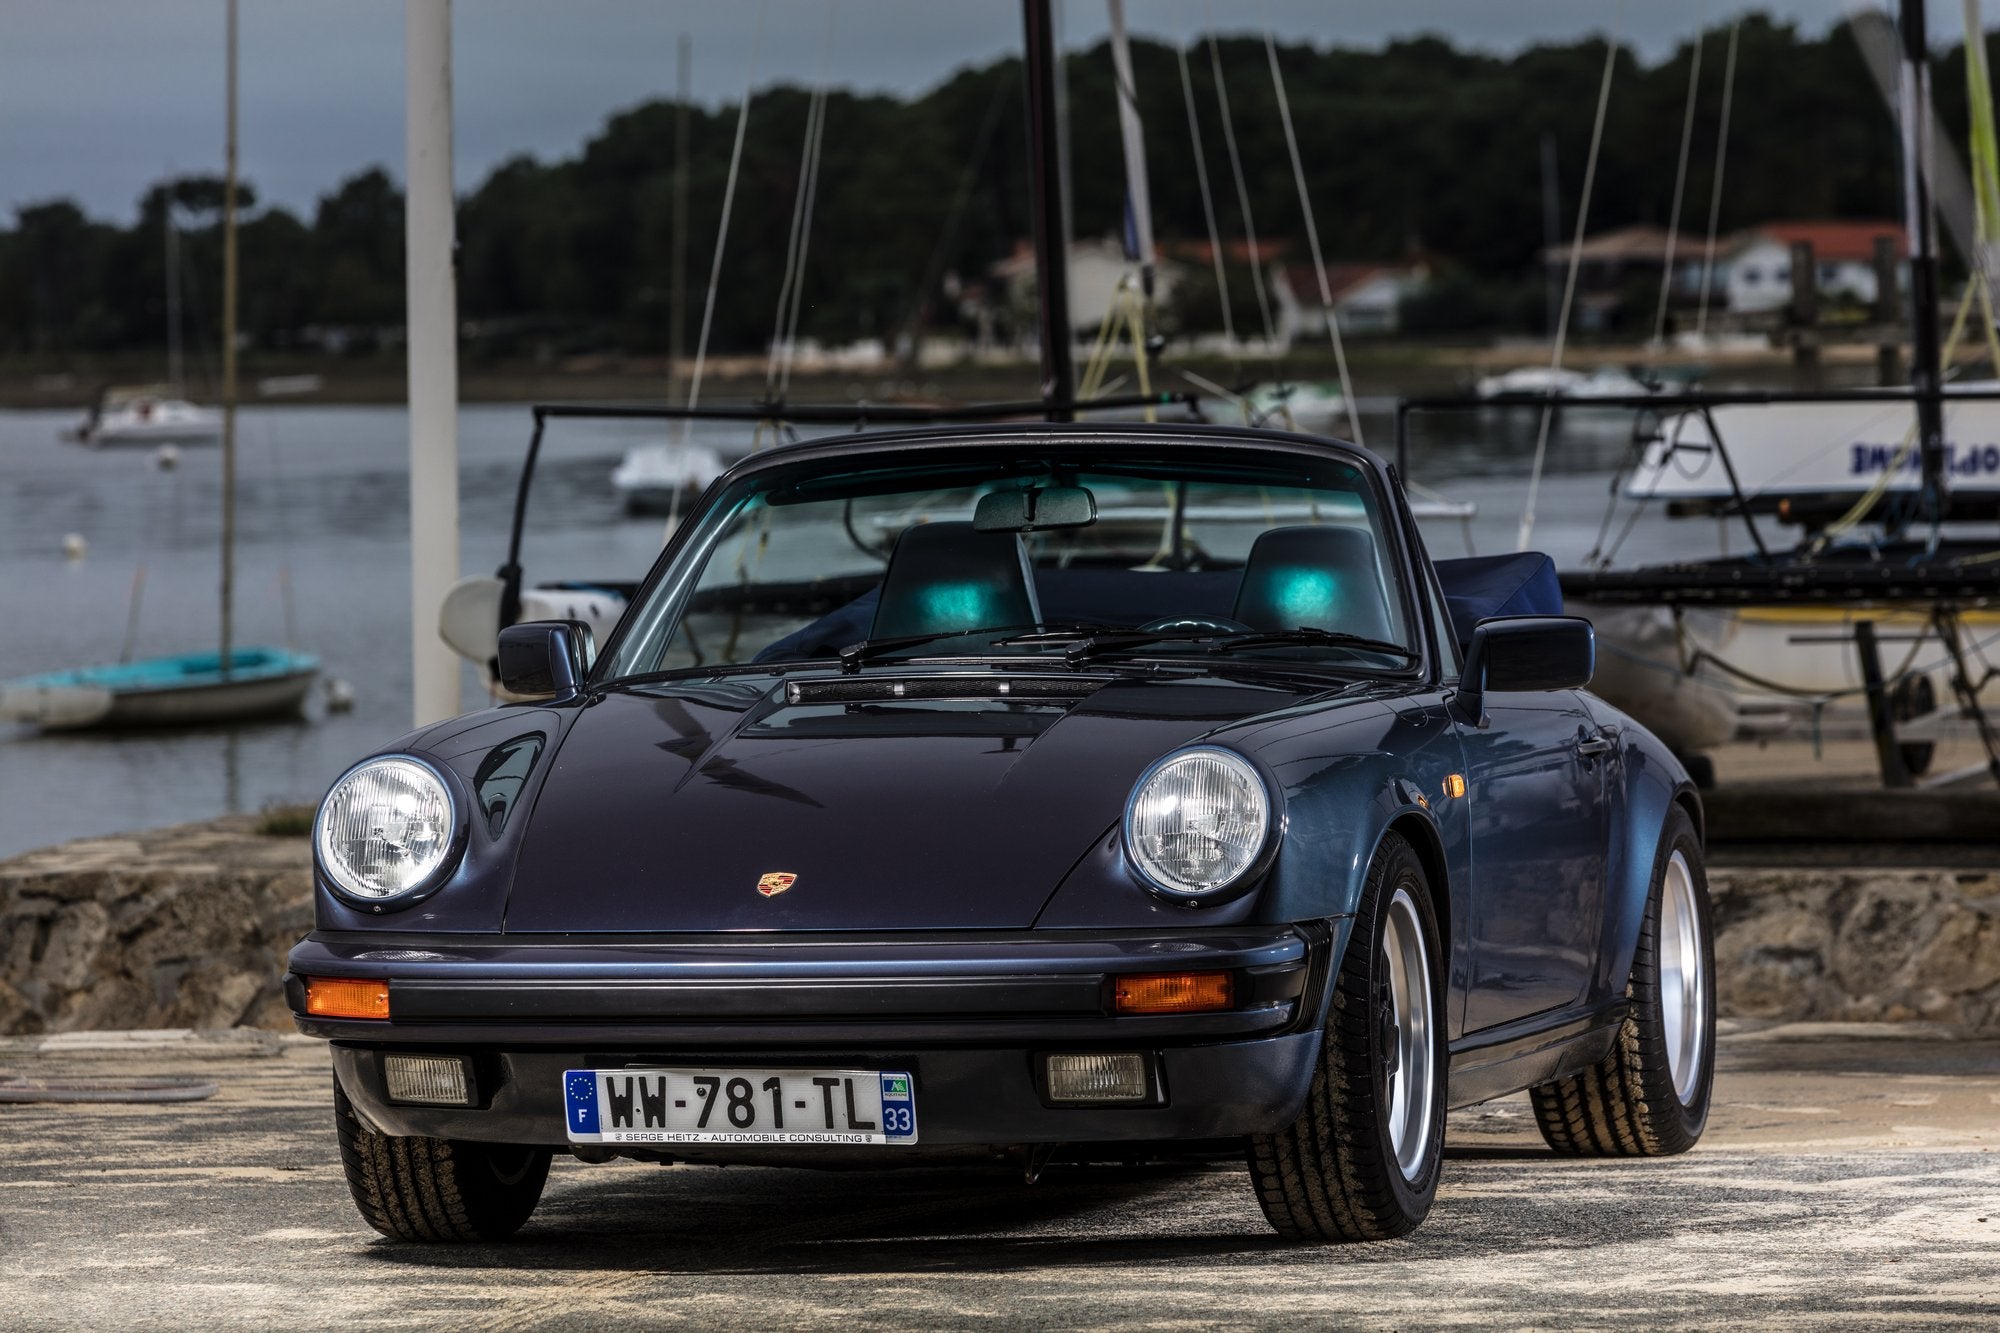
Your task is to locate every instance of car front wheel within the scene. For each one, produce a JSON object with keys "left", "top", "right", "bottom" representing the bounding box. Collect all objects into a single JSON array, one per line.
[
  {"left": 334, "top": 1077, "right": 552, "bottom": 1241},
  {"left": 1248, "top": 831, "right": 1446, "bottom": 1242},
  {"left": 1530, "top": 804, "right": 1714, "bottom": 1155}
]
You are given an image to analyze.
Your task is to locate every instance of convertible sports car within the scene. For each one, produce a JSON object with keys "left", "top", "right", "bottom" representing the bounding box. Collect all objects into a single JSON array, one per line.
[{"left": 290, "top": 422, "right": 1713, "bottom": 1244}]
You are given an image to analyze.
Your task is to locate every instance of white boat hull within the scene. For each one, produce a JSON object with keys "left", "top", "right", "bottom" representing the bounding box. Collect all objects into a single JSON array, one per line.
[
  {"left": 0, "top": 668, "right": 316, "bottom": 731},
  {"left": 69, "top": 398, "right": 223, "bottom": 447},
  {"left": 1627, "top": 384, "right": 2000, "bottom": 503},
  {"left": 1573, "top": 599, "right": 2000, "bottom": 756}
]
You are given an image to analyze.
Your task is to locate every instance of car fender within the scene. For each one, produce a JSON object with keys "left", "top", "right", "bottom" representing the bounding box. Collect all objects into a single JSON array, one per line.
[
  {"left": 1235, "top": 695, "right": 1470, "bottom": 1039},
  {"left": 311, "top": 701, "right": 586, "bottom": 933},
  {"left": 1585, "top": 697, "right": 1701, "bottom": 1003}
]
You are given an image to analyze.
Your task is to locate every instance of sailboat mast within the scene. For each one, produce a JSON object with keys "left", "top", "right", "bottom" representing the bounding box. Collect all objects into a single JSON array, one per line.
[
  {"left": 165, "top": 208, "right": 184, "bottom": 390},
  {"left": 669, "top": 33, "right": 690, "bottom": 405},
  {"left": 220, "top": 0, "right": 238, "bottom": 677},
  {"left": 1900, "top": 0, "right": 1948, "bottom": 524},
  {"left": 1021, "top": 0, "right": 1076, "bottom": 419}
]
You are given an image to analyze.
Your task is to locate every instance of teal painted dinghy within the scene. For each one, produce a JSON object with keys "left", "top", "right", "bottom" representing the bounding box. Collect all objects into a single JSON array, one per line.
[{"left": 0, "top": 647, "right": 319, "bottom": 731}]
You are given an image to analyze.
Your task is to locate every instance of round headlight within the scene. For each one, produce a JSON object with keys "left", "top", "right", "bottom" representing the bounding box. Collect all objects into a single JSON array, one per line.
[
  {"left": 1123, "top": 747, "right": 1276, "bottom": 902},
  {"left": 315, "top": 757, "right": 460, "bottom": 906}
]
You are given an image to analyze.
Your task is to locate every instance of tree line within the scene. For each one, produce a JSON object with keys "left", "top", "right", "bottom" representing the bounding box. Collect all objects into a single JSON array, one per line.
[{"left": 0, "top": 14, "right": 1985, "bottom": 363}]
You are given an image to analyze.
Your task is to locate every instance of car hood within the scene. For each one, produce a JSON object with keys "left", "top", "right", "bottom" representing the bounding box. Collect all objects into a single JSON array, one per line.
[{"left": 503, "top": 671, "right": 1337, "bottom": 932}]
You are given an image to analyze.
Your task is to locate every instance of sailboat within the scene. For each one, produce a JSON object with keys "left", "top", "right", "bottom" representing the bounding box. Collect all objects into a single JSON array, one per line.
[
  {"left": 66, "top": 206, "right": 222, "bottom": 447},
  {"left": 2, "top": 0, "right": 316, "bottom": 733},
  {"left": 1558, "top": 0, "right": 2000, "bottom": 786}
]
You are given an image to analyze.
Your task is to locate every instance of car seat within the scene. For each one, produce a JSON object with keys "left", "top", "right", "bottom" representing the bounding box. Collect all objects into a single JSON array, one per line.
[
  {"left": 1232, "top": 524, "right": 1394, "bottom": 641},
  {"left": 870, "top": 521, "right": 1043, "bottom": 640}
]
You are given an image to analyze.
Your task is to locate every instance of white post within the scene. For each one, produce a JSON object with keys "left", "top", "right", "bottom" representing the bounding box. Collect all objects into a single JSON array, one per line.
[{"left": 405, "top": 0, "right": 460, "bottom": 727}]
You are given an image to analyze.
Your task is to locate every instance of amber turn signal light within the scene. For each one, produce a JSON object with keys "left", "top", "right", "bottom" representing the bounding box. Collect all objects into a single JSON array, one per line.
[
  {"left": 1113, "top": 970, "right": 1234, "bottom": 1015},
  {"left": 305, "top": 977, "right": 390, "bottom": 1020}
]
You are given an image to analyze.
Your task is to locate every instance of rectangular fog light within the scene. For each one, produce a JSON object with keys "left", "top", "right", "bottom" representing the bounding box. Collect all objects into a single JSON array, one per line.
[
  {"left": 1045, "top": 1052, "right": 1149, "bottom": 1103},
  {"left": 383, "top": 1055, "right": 474, "bottom": 1107}
]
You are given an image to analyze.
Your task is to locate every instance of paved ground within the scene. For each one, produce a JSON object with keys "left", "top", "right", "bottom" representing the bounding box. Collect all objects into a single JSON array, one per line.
[{"left": 1, "top": 1023, "right": 1997, "bottom": 1329}]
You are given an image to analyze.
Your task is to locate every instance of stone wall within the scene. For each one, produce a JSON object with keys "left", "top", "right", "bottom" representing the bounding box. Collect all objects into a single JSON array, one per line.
[
  {"left": 1711, "top": 865, "right": 2000, "bottom": 1032},
  {"left": 1, "top": 819, "right": 1996, "bottom": 1034},
  {"left": 0, "top": 816, "right": 310, "bottom": 1035}
]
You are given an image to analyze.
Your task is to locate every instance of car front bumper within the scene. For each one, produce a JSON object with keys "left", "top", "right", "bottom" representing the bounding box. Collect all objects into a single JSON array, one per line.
[{"left": 288, "top": 923, "right": 1338, "bottom": 1152}]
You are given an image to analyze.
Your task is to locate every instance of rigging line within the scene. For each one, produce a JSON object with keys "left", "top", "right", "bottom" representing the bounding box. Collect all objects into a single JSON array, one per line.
[
  {"left": 672, "top": 0, "right": 764, "bottom": 538},
  {"left": 684, "top": 0, "right": 765, "bottom": 424},
  {"left": 1207, "top": 29, "right": 1280, "bottom": 360},
  {"left": 1177, "top": 41, "right": 1237, "bottom": 353},
  {"left": 1694, "top": 19, "right": 1741, "bottom": 339},
  {"left": 778, "top": 1, "right": 840, "bottom": 400},
  {"left": 779, "top": 80, "right": 831, "bottom": 398},
  {"left": 1518, "top": 29, "right": 1620, "bottom": 553},
  {"left": 894, "top": 75, "right": 1010, "bottom": 361},
  {"left": 1264, "top": 28, "right": 1362, "bottom": 445},
  {"left": 765, "top": 84, "right": 825, "bottom": 395},
  {"left": 1652, "top": 8, "right": 1706, "bottom": 347}
]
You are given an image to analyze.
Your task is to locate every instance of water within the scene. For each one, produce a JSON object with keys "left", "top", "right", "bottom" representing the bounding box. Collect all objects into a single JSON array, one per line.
[{"left": 0, "top": 396, "right": 1704, "bottom": 859}]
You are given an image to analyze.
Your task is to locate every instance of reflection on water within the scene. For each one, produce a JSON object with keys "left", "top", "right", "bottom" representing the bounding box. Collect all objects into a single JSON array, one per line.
[{"left": 0, "top": 398, "right": 1700, "bottom": 858}]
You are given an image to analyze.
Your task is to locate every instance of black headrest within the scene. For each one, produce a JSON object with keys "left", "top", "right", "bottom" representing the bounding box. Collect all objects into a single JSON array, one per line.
[
  {"left": 1232, "top": 524, "right": 1394, "bottom": 641},
  {"left": 871, "top": 521, "right": 1042, "bottom": 641}
]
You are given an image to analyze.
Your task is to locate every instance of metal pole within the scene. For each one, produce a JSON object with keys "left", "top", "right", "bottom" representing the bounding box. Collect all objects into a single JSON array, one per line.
[
  {"left": 1021, "top": 0, "right": 1075, "bottom": 419},
  {"left": 220, "top": 0, "right": 237, "bottom": 678},
  {"left": 669, "top": 33, "right": 690, "bottom": 405},
  {"left": 406, "top": 0, "right": 461, "bottom": 726},
  {"left": 1900, "top": 0, "right": 1948, "bottom": 523},
  {"left": 165, "top": 204, "right": 183, "bottom": 390}
]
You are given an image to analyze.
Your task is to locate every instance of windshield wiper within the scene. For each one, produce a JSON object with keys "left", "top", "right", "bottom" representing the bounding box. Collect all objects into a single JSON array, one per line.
[
  {"left": 1205, "top": 628, "right": 1418, "bottom": 660},
  {"left": 836, "top": 625, "right": 1039, "bottom": 673},
  {"left": 1047, "top": 628, "right": 1218, "bottom": 667}
]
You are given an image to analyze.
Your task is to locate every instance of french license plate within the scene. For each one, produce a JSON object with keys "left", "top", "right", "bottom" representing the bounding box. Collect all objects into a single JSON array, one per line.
[{"left": 563, "top": 1067, "right": 918, "bottom": 1146}]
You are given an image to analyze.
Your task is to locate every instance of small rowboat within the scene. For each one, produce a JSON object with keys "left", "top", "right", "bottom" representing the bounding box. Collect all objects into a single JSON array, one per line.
[{"left": 0, "top": 647, "right": 319, "bottom": 732}]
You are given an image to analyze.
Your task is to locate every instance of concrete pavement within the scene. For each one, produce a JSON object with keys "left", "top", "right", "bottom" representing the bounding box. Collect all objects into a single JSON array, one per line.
[{"left": 0, "top": 1022, "right": 1996, "bottom": 1328}]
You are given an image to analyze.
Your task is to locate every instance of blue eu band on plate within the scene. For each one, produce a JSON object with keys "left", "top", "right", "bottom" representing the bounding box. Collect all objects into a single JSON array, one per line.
[{"left": 564, "top": 1068, "right": 918, "bottom": 1146}]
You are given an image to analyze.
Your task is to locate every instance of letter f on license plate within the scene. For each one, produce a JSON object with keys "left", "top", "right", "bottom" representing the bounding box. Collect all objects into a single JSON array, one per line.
[{"left": 564, "top": 1067, "right": 918, "bottom": 1146}]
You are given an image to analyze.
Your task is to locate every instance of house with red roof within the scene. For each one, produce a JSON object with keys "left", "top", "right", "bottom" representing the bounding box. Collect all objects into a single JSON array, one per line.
[{"left": 1719, "top": 221, "right": 1906, "bottom": 315}]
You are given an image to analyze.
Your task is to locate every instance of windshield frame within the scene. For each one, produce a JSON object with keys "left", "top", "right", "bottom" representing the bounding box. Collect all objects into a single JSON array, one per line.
[{"left": 589, "top": 425, "right": 1437, "bottom": 688}]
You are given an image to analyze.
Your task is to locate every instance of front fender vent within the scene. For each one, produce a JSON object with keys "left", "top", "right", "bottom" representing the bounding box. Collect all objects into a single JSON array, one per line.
[{"left": 785, "top": 676, "right": 1106, "bottom": 705}]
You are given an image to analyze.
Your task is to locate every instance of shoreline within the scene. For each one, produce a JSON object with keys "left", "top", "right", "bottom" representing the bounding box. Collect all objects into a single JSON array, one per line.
[{"left": 0, "top": 339, "right": 1899, "bottom": 411}]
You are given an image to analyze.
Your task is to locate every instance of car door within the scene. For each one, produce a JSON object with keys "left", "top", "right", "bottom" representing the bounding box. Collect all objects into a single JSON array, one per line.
[{"left": 1455, "top": 688, "right": 1609, "bottom": 1034}]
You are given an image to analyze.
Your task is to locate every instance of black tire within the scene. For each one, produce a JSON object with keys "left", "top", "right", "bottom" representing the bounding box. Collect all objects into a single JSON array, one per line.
[
  {"left": 1530, "top": 805, "right": 1714, "bottom": 1156},
  {"left": 1247, "top": 832, "right": 1446, "bottom": 1242},
  {"left": 334, "top": 1076, "right": 552, "bottom": 1241}
]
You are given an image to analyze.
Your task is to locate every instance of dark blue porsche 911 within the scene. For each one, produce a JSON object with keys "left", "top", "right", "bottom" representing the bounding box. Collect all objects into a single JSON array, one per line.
[{"left": 290, "top": 422, "right": 1713, "bottom": 1244}]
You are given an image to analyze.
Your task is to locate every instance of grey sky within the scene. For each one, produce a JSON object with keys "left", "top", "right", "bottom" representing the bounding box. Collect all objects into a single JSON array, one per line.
[{"left": 4, "top": 1, "right": 1871, "bottom": 223}]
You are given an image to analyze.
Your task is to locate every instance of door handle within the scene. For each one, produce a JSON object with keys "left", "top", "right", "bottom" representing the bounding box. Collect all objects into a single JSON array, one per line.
[{"left": 1574, "top": 734, "right": 1615, "bottom": 759}]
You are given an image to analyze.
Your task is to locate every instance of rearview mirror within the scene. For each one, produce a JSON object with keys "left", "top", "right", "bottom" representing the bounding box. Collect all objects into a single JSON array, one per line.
[
  {"left": 973, "top": 485, "right": 1097, "bottom": 532},
  {"left": 1459, "top": 615, "right": 1594, "bottom": 703},
  {"left": 496, "top": 620, "right": 595, "bottom": 698}
]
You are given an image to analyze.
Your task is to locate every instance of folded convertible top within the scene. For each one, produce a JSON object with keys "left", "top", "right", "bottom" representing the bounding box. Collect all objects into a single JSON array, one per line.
[{"left": 1434, "top": 552, "right": 1564, "bottom": 651}]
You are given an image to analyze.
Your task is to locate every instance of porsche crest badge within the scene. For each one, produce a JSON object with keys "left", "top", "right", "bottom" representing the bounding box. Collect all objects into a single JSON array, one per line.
[{"left": 756, "top": 872, "right": 797, "bottom": 898}]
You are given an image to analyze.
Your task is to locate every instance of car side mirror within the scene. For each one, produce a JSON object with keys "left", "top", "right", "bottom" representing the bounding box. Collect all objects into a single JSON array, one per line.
[
  {"left": 496, "top": 620, "right": 595, "bottom": 698},
  {"left": 1456, "top": 616, "right": 1594, "bottom": 720}
]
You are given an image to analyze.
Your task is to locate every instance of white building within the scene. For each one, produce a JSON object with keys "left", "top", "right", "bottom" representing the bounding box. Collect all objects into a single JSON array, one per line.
[
  {"left": 1718, "top": 221, "right": 1905, "bottom": 315},
  {"left": 991, "top": 236, "right": 1182, "bottom": 336},
  {"left": 1272, "top": 263, "right": 1428, "bottom": 338}
]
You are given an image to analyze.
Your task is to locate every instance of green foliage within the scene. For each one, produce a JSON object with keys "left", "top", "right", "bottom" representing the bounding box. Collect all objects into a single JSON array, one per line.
[
  {"left": 0, "top": 16, "right": 1936, "bottom": 356},
  {"left": 254, "top": 802, "right": 315, "bottom": 838}
]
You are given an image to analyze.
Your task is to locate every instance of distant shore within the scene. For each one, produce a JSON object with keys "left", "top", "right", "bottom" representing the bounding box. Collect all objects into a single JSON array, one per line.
[{"left": 0, "top": 338, "right": 1893, "bottom": 410}]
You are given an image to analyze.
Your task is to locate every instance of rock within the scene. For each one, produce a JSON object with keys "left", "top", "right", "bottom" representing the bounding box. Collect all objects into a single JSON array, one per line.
[
  {"left": 4, "top": 817, "right": 1998, "bottom": 1035},
  {"left": 0, "top": 815, "right": 312, "bottom": 1036},
  {"left": 1710, "top": 866, "right": 2000, "bottom": 1033}
]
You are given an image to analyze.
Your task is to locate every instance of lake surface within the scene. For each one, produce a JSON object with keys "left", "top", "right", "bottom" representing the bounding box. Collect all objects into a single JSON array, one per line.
[{"left": 0, "top": 396, "right": 1706, "bottom": 858}]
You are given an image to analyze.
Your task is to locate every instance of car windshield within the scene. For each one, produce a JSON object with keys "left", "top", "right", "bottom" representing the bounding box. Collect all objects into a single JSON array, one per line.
[{"left": 598, "top": 442, "right": 1417, "bottom": 680}]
